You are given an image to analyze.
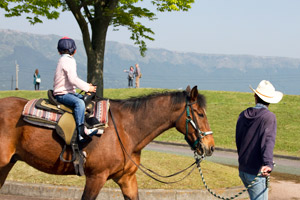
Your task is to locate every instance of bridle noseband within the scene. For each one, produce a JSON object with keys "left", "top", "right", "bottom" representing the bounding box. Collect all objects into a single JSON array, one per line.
[{"left": 176, "top": 99, "right": 213, "bottom": 154}]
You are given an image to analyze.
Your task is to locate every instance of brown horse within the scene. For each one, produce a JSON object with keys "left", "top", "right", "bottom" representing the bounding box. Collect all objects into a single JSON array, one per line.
[{"left": 0, "top": 86, "right": 215, "bottom": 200}]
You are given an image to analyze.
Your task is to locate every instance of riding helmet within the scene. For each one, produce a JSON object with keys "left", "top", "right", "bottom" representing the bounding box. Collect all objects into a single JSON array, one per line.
[{"left": 57, "top": 36, "right": 77, "bottom": 55}]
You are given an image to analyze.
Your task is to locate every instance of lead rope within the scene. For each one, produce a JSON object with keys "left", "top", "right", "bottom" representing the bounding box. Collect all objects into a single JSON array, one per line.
[{"left": 195, "top": 154, "right": 270, "bottom": 200}]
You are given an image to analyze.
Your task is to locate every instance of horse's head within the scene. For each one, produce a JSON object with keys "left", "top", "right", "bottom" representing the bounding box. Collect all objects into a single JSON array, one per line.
[{"left": 175, "top": 86, "right": 215, "bottom": 157}]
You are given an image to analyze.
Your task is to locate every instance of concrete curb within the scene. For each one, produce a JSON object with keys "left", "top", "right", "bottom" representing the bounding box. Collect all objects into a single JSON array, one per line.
[{"left": 1, "top": 181, "right": 248, "bottom": 200}]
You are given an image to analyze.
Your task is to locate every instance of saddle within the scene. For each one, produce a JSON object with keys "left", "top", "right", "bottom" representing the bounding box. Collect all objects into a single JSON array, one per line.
[{"left": 22, "top": 90, "right": 110, "bottom": 176}]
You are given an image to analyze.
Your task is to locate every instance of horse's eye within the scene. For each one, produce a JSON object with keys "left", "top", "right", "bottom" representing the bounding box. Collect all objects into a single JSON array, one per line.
[{"left": 198, "top": 113, "right": 204, "bottom": 118}]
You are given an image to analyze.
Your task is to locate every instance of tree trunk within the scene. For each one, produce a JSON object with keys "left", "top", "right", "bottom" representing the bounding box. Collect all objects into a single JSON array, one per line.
[
  {"left": 87, "top": 20, "right": 109, "bottom": 97},
  {"left": 86, "top": 42, "right": 105, "bottom": 97},
  {"left": 86, "top": 2, "right": 118, "bottom": 97},
  {"left": 66, "top": 0, "right": 119, "bottom": 97}
]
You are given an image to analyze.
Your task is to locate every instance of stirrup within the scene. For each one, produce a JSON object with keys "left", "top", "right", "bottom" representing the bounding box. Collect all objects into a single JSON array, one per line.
[
  {"left": 74, "top": 154, "right": 85, "bottom": 176},
  {"left": 72, "top": 143, "right": 85, "bottom": 176}
]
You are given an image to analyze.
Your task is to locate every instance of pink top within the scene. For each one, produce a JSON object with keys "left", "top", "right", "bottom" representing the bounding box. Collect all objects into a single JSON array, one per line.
[{"left": 53, "top": 54, "right": 89, "bottom": 96}]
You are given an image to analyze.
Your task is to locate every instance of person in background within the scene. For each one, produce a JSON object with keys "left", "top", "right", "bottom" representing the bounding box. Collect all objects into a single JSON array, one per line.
[
  {"left": 134, "top": 63, "right": 141, "bottom": 88},
  {"left": 53, "top": 37, "right": 97, "bottom": 141},
  {"left": 124, "top": 66, "right": 134, "bottom": 88},
  {"left": 236, "top": 80, "right": 283, "bottom": 200},
  {"left": 33, "top": 69, "right": 41, "bottom": 90}
]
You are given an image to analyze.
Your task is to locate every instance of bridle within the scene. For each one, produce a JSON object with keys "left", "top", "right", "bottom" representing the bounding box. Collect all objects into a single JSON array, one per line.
[{"left": 176, "top": 99, "right": 213, "bottom": 154}]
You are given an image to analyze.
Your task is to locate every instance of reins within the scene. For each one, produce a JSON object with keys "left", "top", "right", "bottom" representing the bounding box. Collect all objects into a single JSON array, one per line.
[{"left": 109, "top": 109, "right": 199, "bottom": 184}]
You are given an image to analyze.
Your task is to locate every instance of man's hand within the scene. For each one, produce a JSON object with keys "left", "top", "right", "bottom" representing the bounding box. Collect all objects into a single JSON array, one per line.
[{"left": 260, "top": 166, "right": 272, "bottom": 177}]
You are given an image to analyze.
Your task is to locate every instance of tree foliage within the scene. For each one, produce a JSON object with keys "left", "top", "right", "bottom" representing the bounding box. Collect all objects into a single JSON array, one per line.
[
  {"left": 0, "top": 0, "right": 61, "bottom": 24},
  {"left": 1, "top": 0, "right": 194, "bottom": 55},
  {"left": 0, "top": 0, "right": 195, "bottom": 96}
]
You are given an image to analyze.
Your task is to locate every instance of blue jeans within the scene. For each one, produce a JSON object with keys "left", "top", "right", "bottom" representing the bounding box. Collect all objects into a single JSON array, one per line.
[
  {"left": 55, "top": 93, "right": 85, "bottom": 126},
  {"left": 239, "top": 171, "right": 268, "bottom": 200}
]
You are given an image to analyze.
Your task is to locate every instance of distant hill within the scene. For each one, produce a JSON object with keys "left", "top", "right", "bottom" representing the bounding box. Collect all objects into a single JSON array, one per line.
[{"left": 1, "top": 29, "right": 300, "bottom": 95}]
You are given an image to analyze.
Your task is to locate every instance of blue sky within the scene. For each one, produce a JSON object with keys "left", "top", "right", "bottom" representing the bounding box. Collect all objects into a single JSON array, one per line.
[{"left": 1, "top": 0, "right": 300, "bottom": 58}]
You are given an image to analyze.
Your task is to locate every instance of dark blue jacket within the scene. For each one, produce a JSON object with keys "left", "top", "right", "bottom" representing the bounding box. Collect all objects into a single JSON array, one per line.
[{"left": 236, "top": 106, "right": 277, "bottom": 175}]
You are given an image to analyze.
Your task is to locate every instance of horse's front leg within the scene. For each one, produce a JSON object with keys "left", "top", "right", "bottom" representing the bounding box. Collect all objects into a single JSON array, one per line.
[
  {"left": 81, "top": 173, "right": 108, "bottom": 200},
  {"left": 0, "top": 163, "right": 15, "bottom": 188},
  {"left": 115, "top": 170, "right": 139, "bottom": 200},
  {"left": 0, "top": 132, "right": 17, "bottom": 189}
]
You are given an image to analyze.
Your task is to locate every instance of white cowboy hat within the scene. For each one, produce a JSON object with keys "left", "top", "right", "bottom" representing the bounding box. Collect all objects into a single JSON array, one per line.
[{"left": 249, "top": 80, "right": 283, "bottom": 104}]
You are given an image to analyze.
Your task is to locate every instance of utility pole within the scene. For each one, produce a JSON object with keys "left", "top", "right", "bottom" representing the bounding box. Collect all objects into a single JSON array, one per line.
[
  {"left": 11, "top": 75, "right": 13, "bottom": 90},
  {"left": 15, "top": 60, "right": 19, "bottom": 90}
]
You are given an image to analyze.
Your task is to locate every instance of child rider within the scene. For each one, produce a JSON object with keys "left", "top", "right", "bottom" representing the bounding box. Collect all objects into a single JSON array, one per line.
[{"left": 53, "top": 37, "right": 97, "bottom": 141}]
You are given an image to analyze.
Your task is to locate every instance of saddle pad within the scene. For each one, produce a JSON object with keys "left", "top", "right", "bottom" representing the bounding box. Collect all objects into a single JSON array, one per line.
[
  {"left": 22, "top": 99, "right": 62, "bottom": 123},
  {"left": 91, "top": 100, "right": 110, "bottom": 125}
]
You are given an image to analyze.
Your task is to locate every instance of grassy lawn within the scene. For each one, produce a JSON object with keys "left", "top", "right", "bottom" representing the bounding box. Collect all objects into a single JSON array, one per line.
[
  {"left": 7, "top": 150, "right": 243, "bottom": 190},
  {"left": 1, "top": 88, "right": 299, "bottom": 157}
]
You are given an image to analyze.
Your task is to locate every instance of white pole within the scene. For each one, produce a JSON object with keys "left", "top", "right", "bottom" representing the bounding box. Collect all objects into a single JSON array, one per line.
[{"left": 15, "top": 60, "right": 19, "bottom": 90}]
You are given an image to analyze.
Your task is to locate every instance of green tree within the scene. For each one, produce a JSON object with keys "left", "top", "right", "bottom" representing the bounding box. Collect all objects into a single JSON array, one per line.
[{"left": 0, "top": 0, "right": 194, "bottom": 96}]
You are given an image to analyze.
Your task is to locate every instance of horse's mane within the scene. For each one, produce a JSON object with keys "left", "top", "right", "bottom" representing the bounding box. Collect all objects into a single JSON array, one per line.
[{"left": 110, "top": 90, "right": 206, "bottom": 112}]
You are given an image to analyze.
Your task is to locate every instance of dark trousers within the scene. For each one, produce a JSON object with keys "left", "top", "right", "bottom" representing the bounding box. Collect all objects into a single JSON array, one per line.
[
  {"left": 128, "top": 78, "right": 133, "bottom": 88},
  {"left": 34, "top": 83, "right": 40, "bottom": 90}
]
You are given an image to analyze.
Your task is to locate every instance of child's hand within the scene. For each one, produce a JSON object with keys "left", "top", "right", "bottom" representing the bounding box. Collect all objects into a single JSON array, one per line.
[{"left": 88, "top": 84, "right": 97, "bottom": 93}]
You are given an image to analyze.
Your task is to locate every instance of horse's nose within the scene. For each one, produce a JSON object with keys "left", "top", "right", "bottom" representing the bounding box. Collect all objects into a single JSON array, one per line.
[{"left": 210, "top": 146, "right": 215, "bottom": 153}]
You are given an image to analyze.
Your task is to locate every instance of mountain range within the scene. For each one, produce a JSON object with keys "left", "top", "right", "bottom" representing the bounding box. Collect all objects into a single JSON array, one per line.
[{"left": 1, "top": 29, "right": 300, "bottom": 95}]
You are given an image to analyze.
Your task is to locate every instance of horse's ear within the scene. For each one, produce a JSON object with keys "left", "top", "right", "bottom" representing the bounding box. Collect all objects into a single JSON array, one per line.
[
  {"left": 190, "top": 86, "right": 198, "bottom": 101},
  {"left": 186, "top": 85, "right": 191, "bottom": 96}
]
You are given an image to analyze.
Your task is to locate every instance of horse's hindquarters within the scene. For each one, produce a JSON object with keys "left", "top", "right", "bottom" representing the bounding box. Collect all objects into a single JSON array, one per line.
[{"left": 0, "top": 97, "right": 75, "bottom": 175}]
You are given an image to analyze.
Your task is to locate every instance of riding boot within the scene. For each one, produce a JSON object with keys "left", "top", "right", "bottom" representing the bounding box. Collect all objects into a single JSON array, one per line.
[{"left": 77, "top": 124, "right": 91, "bottom": 142}]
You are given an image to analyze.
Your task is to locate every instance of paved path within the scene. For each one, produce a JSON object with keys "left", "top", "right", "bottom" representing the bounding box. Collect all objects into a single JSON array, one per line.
[
  {"left": 0, "top": 194, "right": 65, "bottom": 200},
  {"left": 146, "top": 141, "right": 300, "bottom": 176},
  {"left": 269, "top": 180, "right": 300, "bottom": 200}
]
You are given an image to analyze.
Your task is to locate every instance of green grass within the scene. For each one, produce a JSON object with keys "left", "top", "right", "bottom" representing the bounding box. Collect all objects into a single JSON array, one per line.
[
  {"left": 1, "top": 89, "right": 299, "bottom": 157},
  {"left": 7, "top": 150, "right": 243, "bottom": 190},
  {"left": 201, "top": 90, "right": 300, "bottom": 157},
  {"left": 0, "top": 90, "right": 48, "bottom": 99}
]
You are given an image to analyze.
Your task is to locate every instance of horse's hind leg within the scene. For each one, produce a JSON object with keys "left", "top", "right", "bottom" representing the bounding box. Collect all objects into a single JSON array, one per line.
[{"left": 0, "top": 163, "right": 15, "bottom": 188}]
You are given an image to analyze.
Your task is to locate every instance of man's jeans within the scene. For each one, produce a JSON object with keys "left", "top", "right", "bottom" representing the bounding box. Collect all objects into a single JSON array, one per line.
[
  {"left": 239, "top": 171, "right": 268, "bottom": 200},
  {"left": 55, "top": 93, "right": 85, "bottom": 126}
]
